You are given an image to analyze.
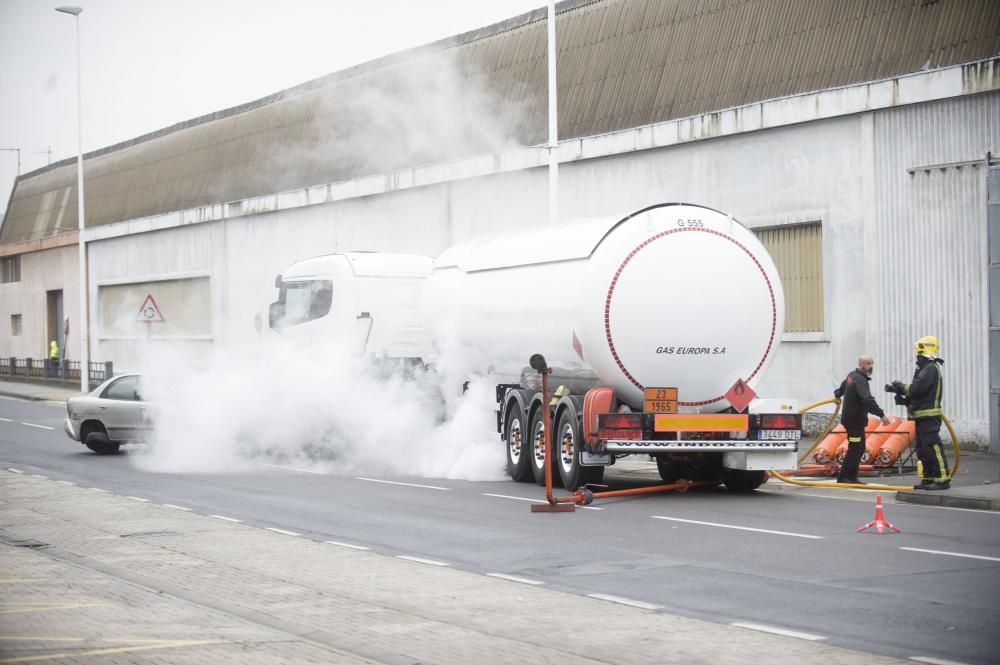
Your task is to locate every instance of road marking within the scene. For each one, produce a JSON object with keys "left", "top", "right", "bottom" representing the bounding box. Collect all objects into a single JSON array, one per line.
[
  {"left": 21, "top": 423, "right": 54, "bottom": 430},
  {"left": 731, "top": 622, "right": 826, "bottom": 641},
  {"left": 208, "top": 515, "right": 242, "bottom": 523},
  {"left": 587, "top": 593, "right": 659, "bottom": 611},
  {"left": 7, "top": 468, "right": 24, "bottom": 474},
  {"left": 0, "top": 579, "right": 41, "bottom": 584},
  {"left": 0, "top": 602, "right": 108, "bottom": 616},
  {"left": 357, "top": 477, "right": 450, "bottom": 491},
  {"left": 30, "top": 475, "right": 46, "bottom": 480},
  {"left": 0, "top": 638, "right": 224, "bottom": 663},
  {"left": 87, "top": 487, "right": 110, "bottom": 493},
  {"left": 909, "top": 657, "right": 974, "bottom": 665},
  {"left": 900, "top": 547, "right": 1000, "bottom": 563},
  {"left": 162, "top": 504, "right": 191, "bottom": 511},
  {"left": 55, "top": 480, "right": 75, "bottom": 486},
  {"left": 486, "top": 573, "right": 544, "bottom": 586},
  {"left": 260, "top": 463, "right": 327, "bottom": 475},
  {"left": 0, "top": 417, "right": 12, "bottom": 422},
  {"left": 481, "top": 492, "right": 602, "bottom": 510},
  {"left": 265, "top": 527, "right": 300, "bottom": 536},
  {"left": 396, "top": 555, "right": 449, "bottom": 567},
  {"left": 651, "top": 515, "right": 823, "bottom": 539},
  {"left": 325, "top": 540, "right": 370, "bottom": 551},
  {"left": 126, "top": 496, "right": 149, "bottom": 502}
]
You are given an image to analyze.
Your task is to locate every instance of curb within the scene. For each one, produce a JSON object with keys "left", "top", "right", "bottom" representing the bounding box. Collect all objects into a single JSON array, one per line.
[
  {"left": 0, "top": 390, "right": 73, "bottom": 403},
  {"left": 895, "top": 490, "right": 999, "bottom": 512}
]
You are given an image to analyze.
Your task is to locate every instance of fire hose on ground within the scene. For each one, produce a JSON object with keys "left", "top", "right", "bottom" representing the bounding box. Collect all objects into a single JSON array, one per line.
[{"left": 768, "top": 397, "right": 961, "bottom": 491}]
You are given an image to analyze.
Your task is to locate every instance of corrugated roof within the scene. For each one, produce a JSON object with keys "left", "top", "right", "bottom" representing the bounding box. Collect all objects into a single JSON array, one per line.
[{"left": 3, "top": 0, "right": 998, "bottom": 244}]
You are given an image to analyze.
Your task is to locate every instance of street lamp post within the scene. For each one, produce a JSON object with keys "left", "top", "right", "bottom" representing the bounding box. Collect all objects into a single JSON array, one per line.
[{"left": 55, "top": 5, "right": 88, "bottom": 393}]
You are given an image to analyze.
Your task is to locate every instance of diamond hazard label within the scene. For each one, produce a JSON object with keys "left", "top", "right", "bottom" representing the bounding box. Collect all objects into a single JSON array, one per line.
[{"left": 724, "top": 378, "right": 756, "bottom": 413}]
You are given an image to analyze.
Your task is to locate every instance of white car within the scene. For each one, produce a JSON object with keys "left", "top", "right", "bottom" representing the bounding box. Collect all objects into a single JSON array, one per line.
[{"left": 64, "top": 373, "right": 152, "bottom": 454}]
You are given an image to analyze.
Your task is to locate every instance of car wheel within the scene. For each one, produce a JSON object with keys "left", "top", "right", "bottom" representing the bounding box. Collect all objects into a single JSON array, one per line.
[{"left": 84, "top": 432, "right": 120, "bottom": 455}]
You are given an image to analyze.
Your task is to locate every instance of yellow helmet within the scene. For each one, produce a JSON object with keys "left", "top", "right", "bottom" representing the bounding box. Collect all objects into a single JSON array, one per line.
[{"left": 913, "top": 335, "right": 939, "bottom": 357}]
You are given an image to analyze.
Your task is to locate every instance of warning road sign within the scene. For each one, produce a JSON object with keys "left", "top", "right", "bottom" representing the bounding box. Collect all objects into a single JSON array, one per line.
[{"left": 136, "top": 294, "right": 165, "bottom": 322}]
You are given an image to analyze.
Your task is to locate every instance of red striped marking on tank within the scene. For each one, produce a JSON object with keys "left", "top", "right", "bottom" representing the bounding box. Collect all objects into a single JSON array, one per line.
[{"left": 604, "top": 227, "right": 777, "bottom": 406}]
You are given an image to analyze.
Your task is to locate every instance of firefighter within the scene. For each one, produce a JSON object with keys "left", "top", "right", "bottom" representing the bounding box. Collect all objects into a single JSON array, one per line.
[
  {"left": 49, "top": 339, "right": 60, "bottom": 373},
  {"left": 888, "top": 336, "right": 949, "bottom": 490},
  {"left": 834, "top": 355, "right": 890, "bottom": 484}
]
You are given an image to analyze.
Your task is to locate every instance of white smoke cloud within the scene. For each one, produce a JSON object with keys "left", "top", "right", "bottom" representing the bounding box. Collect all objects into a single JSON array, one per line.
[{"left": 129, "top": 332, "right": 507, "bottom": 481}]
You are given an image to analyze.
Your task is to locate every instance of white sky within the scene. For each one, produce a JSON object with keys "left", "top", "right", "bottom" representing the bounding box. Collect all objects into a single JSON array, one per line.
[{"left": 0, "top": 0, "right": 545, "bottom": 220}]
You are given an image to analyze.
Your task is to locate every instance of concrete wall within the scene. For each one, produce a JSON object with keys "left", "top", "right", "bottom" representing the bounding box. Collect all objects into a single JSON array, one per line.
[{"left": 0, "top": 244, "right": 78, "bottom": 359}]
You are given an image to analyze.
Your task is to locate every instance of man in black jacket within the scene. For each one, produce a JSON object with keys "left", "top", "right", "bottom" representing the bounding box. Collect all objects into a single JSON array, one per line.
[
  {"left": 834, "top": 355, "right": 891, "bottom": 484},
  {"left": 888, "top": 336, "right": 949, "bottom": 490}
]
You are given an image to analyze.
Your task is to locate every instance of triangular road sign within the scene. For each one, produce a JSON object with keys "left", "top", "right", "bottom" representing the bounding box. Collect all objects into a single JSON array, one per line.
[{"left": 136, "top": 294, "right": 165, "bottom": 322}]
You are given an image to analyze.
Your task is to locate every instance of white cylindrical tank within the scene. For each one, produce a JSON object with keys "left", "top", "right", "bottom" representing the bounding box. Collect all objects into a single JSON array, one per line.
[{"left": 422, "top": 203, "right": 784, "bottom": 411}]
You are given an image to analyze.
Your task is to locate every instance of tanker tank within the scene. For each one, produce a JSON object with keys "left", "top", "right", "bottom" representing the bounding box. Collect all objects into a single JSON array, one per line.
[{"left": 421, "top": 203, "right": 784, "bottom": 411}]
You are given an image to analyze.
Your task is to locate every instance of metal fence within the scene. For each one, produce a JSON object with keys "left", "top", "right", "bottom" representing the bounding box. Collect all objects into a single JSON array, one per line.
[{"left": 0, "top": 357, "right": 114, "bottom": 390}]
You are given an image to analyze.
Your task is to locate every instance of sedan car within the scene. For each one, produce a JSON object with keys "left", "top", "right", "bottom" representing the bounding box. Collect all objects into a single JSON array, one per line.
[{"left": 64, "top": 373, "right": 152, "bottom": 454}]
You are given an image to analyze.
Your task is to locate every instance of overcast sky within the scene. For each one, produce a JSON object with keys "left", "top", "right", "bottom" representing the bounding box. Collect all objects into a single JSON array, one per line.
[{"left": 0, "top": 0, "right": 545, "bottom": 220}]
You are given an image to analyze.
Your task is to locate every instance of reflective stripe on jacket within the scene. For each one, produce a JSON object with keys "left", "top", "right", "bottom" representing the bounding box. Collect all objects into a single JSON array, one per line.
[{"left": 906, "top": 356, "right": 943, "bottom": 419}]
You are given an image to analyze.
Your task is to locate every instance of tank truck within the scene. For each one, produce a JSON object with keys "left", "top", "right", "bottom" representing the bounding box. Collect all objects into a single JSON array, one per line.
[{"left": 269, "top": 203, "right": 801, "bottom": 491}]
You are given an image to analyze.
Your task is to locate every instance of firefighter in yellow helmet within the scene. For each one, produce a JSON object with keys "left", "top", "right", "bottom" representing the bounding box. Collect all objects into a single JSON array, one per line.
[{"left": 887, "top": 336, "right": 948, "bottom": 490}]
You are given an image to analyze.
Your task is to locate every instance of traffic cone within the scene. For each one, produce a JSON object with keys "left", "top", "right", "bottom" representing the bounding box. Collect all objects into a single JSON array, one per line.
[{"left": 857, "top": 495, "right": 900, "bottom": 534}]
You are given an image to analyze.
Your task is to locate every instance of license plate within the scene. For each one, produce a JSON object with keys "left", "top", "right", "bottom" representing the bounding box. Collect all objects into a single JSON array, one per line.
[
  {"left": 598, "top": 429, "right": 642, "bottom": 440},
  {"left": 758, "top": 429, "right": 798, "bottom": 440}
]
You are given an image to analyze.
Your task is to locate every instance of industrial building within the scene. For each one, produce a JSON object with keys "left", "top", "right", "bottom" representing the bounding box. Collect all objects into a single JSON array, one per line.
[{"left": 1, "top": 0, "right": 998, "bottom": 447}]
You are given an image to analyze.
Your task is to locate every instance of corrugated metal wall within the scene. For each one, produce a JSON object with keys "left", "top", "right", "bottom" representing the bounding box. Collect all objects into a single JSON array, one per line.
[{"left": 870, "top": 93, "right": 998, "bottom": 437}]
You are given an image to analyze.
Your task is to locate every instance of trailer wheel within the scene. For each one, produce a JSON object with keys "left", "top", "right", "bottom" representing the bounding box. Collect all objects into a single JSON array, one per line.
[
  {"left": 529, "top": 408, "right": 559, "bottom": 487},
  {"left": 655, "top": 456, "right": 682, "bottom": 483},
  {"left": 555, "top": 410, "right": 604, "bottom": 490},
  {"left": 84, "top": 432, "right": 120, "bottom": 455},
  {"left": 722, "top": 469, "right": 767, "bottom": 492},
  {"left": 504, "top": 406, "right": 532, "bottom": 482}
]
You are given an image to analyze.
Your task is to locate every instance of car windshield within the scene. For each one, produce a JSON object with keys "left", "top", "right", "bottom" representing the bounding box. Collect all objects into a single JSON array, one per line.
[{"left": 276, "top": 280, "right": 333, "bottom": 328}]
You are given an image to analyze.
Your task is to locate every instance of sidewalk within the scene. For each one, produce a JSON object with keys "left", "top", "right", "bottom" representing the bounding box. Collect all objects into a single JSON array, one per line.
[
  {"left": 0, "top": 471, "right": 915, "bottom": 665},
  {"left": 1, "top": 377, "right": 997, "bottom": 511}
]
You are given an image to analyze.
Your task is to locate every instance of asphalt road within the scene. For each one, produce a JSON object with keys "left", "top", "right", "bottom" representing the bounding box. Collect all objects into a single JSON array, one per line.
[{"left": 2, "top": 395, "right": 998, "bottom": 665}]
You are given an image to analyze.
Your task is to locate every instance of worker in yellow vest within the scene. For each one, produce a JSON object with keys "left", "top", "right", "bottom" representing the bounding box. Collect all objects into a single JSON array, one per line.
[{"left": 49, "top": 339, "right": 60, "bottom": 372}]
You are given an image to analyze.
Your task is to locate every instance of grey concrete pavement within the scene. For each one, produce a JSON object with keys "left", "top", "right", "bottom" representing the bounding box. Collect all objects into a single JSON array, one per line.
[
  {"left": 0, "top": 471, "right": 918, "bottom": 665},
  {"left": 0, "top": 379, "right": 85, "bottom": 403}
]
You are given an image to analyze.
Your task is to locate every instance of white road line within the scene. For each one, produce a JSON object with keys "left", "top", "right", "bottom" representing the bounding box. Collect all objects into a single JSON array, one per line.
[
  {"left": 126, "top": 496, "right": 149, "bottom": 502},
  {"left": 0, "top": 417, "right": 12, "bottom": 422},
  {"left": 481, "top": 492, "right": 602, "bottom": 510},
  {"left": 7, "top": 468, "right": 24, "bottom": 474},
  {"left": 209, "top": 515, "right": 242, "bottom": 523},
  {"left": 21, "top": 422, "right": 54, "bottom": 430},
  {"left": 587, "top": 593, "right": 660, "bottom": 611},
  {"left": 909, "top": 656, "right": 975, "bottom": 665},
  {"left": 265, "top": 527, "right": 300, "bottom": 536},
  {"left": 357, "top": 477, "right": 450, "bottom": 491},
  {"left": 55, "top": 480, "right": 75, "bottom": 486},
  {"left": 162, "top": 504, "right": 192, "bottom": 511},
  {"left": 30, "top": 474, "right": 46, "bottom": 479},
  {"left": 652, "top": 515, "right": 823, "bottom": 539},
  {"left": 900, "top": 547, "right": 1000, "bottom": 563},
  {"left": 396, "top": 555, "right": 449, "bottom": 567},
  {"left": 731, "top": 622, "right": 826, "bottom": 641},
  {"left": 87, "top": 487, "right": 110, "bottom": 493},
  {"left": 260, "top": 463, "right": 327, "bottom": 475},
  {"left": 325, "top": 540, "right": 370, "bottom": 551},
  {"left": 486, "top": 573, "right": 544, "bottom": 586}
]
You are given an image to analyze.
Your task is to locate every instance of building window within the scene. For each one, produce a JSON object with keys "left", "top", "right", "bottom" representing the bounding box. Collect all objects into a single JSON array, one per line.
[
  {"left": 753, "top": 222, "right": 824, "bottom": 333},
  {"left": 10, "top": 314, "right": 22, "bottom": 336},
  {"left": 1, "top": 255, "right": 20, "bottom": 283}
]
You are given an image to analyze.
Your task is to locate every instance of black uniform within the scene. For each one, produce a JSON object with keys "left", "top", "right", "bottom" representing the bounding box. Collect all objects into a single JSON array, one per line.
[
  {"left": 834, "top": 369, "right": 885, "bottom": 483},
  {"left": 906, "top": 356, "right": 948, "bottom": 484}
]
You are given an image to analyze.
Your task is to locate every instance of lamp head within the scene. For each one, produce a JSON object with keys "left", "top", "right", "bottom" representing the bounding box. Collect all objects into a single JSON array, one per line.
[{"left": 55, "top": 6, "right": 83, "bottom": 15}]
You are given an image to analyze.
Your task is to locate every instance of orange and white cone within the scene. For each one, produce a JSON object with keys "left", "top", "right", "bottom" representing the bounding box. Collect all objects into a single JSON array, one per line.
[{"left": 857, "top": 495, "right": 900, "bottom": 534}]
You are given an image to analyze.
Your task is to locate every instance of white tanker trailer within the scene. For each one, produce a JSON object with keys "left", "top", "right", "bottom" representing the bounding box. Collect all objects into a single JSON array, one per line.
[{"left": 270, "top": 203, "right": 801, "bottom": 492}]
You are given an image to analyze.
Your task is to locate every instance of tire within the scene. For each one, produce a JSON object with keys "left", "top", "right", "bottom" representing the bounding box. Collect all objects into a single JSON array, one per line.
[
  {"left": 655, "top": 456, "right": 683, "bottom": 483},
  {"left": 555, "top": 409, "right": 604, "bottom": 490},
  {"left": 722, "top": 469, "right": 767, "bottom": 492},
  {"left": 504, "top": 406, "right": 533, "bottom": 482},
  {"left": 84, "top": 432, "right": 120, "bottom": 455},
  {"left": 528, "top": 407, "right": 559, "bottom": 487}
]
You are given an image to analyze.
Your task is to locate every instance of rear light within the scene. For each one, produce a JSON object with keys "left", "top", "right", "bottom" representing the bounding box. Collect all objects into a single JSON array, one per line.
[
  {"left": 760, "top": 413, "right": 800, "bottom": 429},
  {"left": 598, "top": 413, "right": 642, "bottom": 429}
]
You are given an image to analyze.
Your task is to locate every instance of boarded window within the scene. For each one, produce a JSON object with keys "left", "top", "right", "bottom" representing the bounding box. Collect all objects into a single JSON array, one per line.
[
  {"left": 10, "top": 314, "right": 22, "bottom": 336},
  {"left": 1, "top": 255, "right": 20, "bottom": 283},
  {"left": 99, "top": 277, "right": 211, "bottom": 338},
  {"left": 753, "top": 223, "right": 824, "bottom": 333}
]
